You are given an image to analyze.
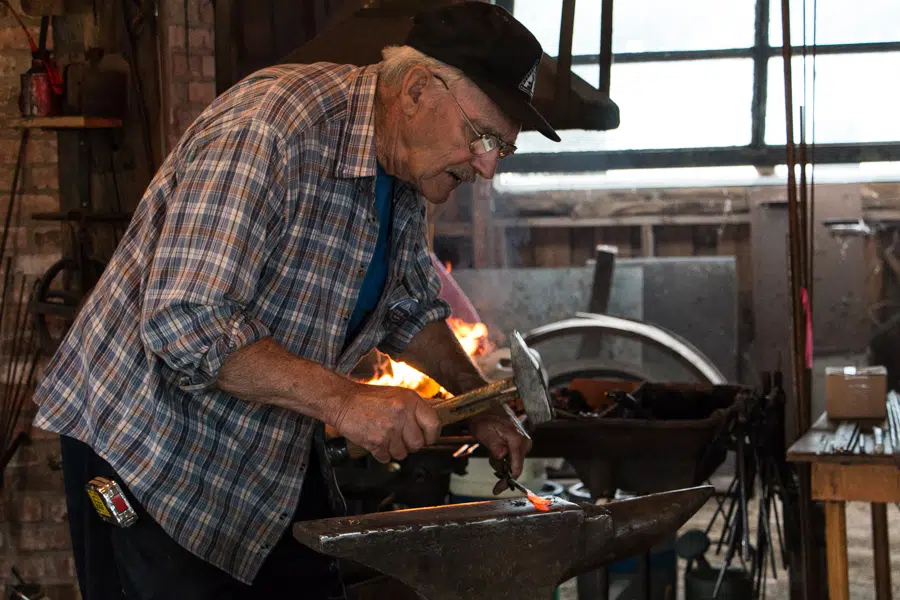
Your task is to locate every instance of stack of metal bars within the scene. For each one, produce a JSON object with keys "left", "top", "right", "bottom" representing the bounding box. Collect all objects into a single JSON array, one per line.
[{"left": 887, "top": 392, "right": 900, "bottom": 454}]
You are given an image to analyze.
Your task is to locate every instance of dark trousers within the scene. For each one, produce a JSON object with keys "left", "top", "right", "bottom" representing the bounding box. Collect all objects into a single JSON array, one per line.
[{"left": 60, "top": 435, "right": 346, "bottom": 600}]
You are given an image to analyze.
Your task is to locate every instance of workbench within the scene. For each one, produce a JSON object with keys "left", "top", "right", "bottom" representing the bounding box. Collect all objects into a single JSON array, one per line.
[{"left": 787, "top": 413, "right": 900, "bottom": 600}]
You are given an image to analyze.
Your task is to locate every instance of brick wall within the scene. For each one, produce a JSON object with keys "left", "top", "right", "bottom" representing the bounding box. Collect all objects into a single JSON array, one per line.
[
  {"left": 159, "top": 0, "right": 216, "bottom": 152},
  {"left": 0, "top": 1, "right": 216, "bottom": 598},
  {"left": 0, "top": 4, "right": 69, "bottom": 599}
]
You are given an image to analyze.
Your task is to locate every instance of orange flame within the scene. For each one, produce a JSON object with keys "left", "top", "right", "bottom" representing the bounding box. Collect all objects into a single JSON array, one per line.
[
  {"left": 363, "top": 316, "right": 492, "bottom": 393},
  {"left": 447, "top": 317, "right": 490, "bottom": 357}
]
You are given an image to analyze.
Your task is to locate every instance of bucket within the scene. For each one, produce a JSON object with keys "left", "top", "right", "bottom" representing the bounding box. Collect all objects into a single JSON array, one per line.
[{"left": 448, "top": 458, "right": 547, "bottom": 502}]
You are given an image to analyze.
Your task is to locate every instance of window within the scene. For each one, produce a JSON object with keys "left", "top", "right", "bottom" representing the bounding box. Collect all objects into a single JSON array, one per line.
[
  {"left": 514, "top": 0, "right": 755, "bottom": 56},
  {"left": 516, "top": 60, "right": 753, "bottom": 153},
  {"left": 506, "top": 0, "right": 900, "bottom": 171},
  {"left": 766, "top": 53, "right": 900, "bottom": 145},
  {"left": 769, "top": 0, "right": 900, "bottom": 46}
]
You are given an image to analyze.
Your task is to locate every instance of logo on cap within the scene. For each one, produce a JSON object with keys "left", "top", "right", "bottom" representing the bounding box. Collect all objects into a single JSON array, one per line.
[{"left": 518, "top": 59, "right": 539, "bottom": 99}]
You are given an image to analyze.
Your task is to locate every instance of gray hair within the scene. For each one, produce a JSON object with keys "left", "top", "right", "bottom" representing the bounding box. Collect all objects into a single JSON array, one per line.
[{"left": 379, "top": 45, "right": 465, "bottom": 87}]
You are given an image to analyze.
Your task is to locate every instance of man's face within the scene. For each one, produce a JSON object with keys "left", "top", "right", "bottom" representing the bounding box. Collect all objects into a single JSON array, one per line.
[{"left": 400, "top": 69, "right": 520, "bottom": 204}]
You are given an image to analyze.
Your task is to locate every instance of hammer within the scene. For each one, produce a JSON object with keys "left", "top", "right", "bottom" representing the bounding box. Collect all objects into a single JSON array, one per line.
[{"left": 325, "top": 331, "right": 553, "bottom": 465}]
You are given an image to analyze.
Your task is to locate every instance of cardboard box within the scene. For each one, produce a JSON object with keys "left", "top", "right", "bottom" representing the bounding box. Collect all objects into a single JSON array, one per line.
[{"left": 825, "top": 366, "right": 887, "bottom": 420}]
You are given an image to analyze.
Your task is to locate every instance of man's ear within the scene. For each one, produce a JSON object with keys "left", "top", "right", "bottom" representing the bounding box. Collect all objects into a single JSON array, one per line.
[{"left": 399, "top": 66, "right": 432, "bottom": 117}]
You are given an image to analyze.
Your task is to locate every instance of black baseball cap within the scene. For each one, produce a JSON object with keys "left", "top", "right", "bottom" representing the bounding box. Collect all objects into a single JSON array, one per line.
[{"left": 405, "top": 2, "right": 561, "bottom": 143}]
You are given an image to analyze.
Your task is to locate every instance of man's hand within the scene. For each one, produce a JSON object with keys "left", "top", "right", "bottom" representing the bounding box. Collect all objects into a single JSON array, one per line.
[
  {"left": 467, "top": 404, "right": 532, "bottom": 479},
  {"left": 327, "top": 382, "right": 442, "bottom": 464}
]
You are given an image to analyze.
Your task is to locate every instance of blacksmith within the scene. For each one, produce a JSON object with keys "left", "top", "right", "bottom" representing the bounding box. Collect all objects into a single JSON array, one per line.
[{"left": 32, "top": 2, "right": 560, "bottom": 598}]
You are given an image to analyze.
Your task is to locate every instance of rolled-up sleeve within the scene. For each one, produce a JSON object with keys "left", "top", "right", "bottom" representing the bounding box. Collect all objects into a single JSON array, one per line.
[
  {"left": 378, "top": 233, "right": 451, "bottom": 358},
  {"left": 140, "top": 119, "right": 287, "bottom": 392}
]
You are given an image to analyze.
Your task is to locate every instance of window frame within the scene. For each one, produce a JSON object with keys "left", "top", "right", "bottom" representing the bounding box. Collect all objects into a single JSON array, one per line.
[{"left": 498, "top": 0, "right": 900, "bottom": 174}]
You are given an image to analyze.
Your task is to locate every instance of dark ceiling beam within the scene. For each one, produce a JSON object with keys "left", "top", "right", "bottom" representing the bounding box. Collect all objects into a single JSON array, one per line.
[{"left": 498, "top": 143, "right": 900, "bottom": 173}]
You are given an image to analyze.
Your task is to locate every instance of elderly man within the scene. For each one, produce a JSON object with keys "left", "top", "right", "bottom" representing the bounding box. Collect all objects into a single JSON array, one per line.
[{"left": 33, "top": 2, "right": 559, "bottom": 598}]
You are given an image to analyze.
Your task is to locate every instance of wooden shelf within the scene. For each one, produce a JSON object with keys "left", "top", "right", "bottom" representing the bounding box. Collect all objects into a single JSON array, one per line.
[{"left": 8, "top": 116, "right": 123, "bottom": 129}]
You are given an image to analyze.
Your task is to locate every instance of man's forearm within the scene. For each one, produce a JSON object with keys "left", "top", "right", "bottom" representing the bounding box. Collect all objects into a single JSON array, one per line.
[
  {"left": 395, "top": 320, "right": 488, "bottom": 395},
  {"left": 215, "top": 336, "right": 352, "bottom": 423}
]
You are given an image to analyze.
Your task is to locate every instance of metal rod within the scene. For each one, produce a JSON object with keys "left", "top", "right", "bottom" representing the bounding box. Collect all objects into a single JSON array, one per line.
[
  {"left": 3, "top": 291, "right": 35, "bottom": 447},
  {"left": 1, "top": 276, "right": 27, "bottom": 438},
  {"left": 5, "top": 347, "right": 41, "bottom": 448},
  {"left": 705, "top": 477, "right": 739, "bottom": 536},
  {"left": 0, "top": 258, "right": 14, "bottom": 443},
  {"left": 715, "top": 478, "right": 740, "bottom": 554},
  {"left": 0, "top": 276, "right": 28, "bottom": 443},
  {"left": 737, "top": 433, "right": 752, "bottom": 561},
  {"left": 0, "top": 130, "right": 28, "bottom": 264},
  {"left": 780, "top": 0, "right": 809, "bottom": 437},
  {"left": 799, "top": 107, "right": 809, "bottom": 290}
]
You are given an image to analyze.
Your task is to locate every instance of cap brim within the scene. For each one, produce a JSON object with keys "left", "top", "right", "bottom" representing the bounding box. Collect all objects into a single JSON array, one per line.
[{"left": 469, "top": 76, "right": 561, "bottom": 143}]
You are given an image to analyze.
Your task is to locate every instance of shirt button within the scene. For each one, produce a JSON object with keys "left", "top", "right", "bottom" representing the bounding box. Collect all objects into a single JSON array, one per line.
[
  {"left": 261, "top": 544, "right": 270, "bottom": 551},
  {"left": 279, "top": 513, "right": 288, "bottom": 520}
]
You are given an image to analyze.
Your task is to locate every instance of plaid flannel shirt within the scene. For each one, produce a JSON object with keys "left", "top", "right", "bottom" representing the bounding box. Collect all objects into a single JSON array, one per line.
[{"left": 32, "top": 62, "right": 450, "bottom": 583}]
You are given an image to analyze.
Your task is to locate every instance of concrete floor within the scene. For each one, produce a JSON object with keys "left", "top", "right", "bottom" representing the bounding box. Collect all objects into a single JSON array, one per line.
[{"left": 558, "top": 482, "right": 900, "bottom": 600}]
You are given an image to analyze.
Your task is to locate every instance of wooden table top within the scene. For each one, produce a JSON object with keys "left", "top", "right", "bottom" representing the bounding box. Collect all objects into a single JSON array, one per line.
[{"left": 787, "top": 412, "right": 900, "bottom": 465}]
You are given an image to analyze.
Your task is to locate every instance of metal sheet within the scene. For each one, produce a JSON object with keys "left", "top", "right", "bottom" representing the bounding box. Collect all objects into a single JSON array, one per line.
[
  {"left": 810, "top": 185, "right": 868, "bottom": 354},
  {"left": 640, "top": 257, "right": 739, "bottom": 382},
  {"left": 452, "top": 257, "right": 736, "bottom": 382}
]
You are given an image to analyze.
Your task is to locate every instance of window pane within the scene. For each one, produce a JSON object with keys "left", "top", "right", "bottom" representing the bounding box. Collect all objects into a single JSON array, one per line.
[
  {"left": 766, "top": 53, "right": 900, "bottom": 145},
  {"left": 769, "top": 0, "right": 900, "bottom": 46},
  {"left": 612, "top": 0, "right": 755, "bottom": 53},
  {"left": 513, "top": 0, "right": 755, "bottom": 57},
  {"left": 515, "top": 60, "right": 753, "bottom": 153}
]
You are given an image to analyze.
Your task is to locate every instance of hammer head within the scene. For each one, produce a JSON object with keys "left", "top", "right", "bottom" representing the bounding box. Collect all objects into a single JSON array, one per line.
[{"left": 509, "top": 330, "right": 553, "bottom": 427}]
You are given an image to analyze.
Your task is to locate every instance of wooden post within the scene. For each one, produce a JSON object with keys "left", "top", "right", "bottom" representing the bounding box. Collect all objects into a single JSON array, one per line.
[
  {"left": 471, "top": 179, "right": 492, "bottom": 268},
  {"left": 533, "top": 229, "right": 572, "bottom": 267},
  {"left": 640, "top": 224, "right": 654, "bottom": 257},
  {"left": 871, "top": 503, "right": 892, "bottom": 600},
  {"left": 824, "top": 501, "right": 849, "bottom": 600}
]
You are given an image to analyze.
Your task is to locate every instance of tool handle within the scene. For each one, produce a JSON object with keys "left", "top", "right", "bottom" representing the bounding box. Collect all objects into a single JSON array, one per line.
[{"left": 325, "top": 380, "right": 518, "bottom": 464}]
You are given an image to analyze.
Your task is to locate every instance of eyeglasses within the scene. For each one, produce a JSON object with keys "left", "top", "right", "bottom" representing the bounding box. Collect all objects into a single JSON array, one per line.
[{"left": 433, "top": 75, "right": 517, "bottom": 159}]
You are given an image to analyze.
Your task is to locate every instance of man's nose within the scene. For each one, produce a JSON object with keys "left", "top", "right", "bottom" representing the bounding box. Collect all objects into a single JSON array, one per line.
[{"left": 471, "top": 150, "right": 500, "bottom": 180}]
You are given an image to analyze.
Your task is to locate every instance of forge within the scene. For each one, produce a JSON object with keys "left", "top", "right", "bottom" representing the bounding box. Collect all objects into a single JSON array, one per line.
[{"left": 294, "top": 485, "right": 713, "bottom": 600}]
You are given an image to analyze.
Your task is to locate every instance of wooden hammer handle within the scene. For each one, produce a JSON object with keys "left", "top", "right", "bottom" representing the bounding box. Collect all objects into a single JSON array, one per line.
[{"left": 335, "top": 379, "right": 517, "bottom": 461}]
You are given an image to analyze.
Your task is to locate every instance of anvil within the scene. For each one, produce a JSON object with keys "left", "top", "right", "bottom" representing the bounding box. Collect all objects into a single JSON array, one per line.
[{"left": 294, "top": 486, "right": 713, "bottom": 600}]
